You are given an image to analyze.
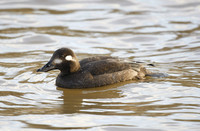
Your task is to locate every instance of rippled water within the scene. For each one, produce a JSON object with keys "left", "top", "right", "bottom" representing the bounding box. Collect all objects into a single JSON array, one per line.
[{"left": 0, "top": 0, "right": 200, "bottom": 130}]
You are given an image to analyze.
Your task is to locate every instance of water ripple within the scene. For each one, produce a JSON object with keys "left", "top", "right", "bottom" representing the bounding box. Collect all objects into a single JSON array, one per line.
[{"left": 0, "top": 0, "right": 200, "bottom": 130}]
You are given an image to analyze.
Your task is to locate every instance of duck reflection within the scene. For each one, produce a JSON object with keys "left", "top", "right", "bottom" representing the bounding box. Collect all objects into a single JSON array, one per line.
[
  {"left": 57, "top": 80, "right": 179, "bottom": 117},
  {"left": 56, "top": 82, "right": 130, "bottom": 114}
]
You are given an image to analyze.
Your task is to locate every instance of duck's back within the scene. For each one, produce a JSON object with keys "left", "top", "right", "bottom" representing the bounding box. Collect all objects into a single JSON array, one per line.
[
  {"left": 80, "top": 56, "right": 132, "bottom": 75},
  {"left": 56, "top": 56, "right": 150, "bottom": 88}
]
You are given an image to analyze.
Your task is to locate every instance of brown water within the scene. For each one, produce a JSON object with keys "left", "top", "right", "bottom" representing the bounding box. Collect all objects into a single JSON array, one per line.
[{"left": 0, "top": 0, "right": 200, "bottom": 130}]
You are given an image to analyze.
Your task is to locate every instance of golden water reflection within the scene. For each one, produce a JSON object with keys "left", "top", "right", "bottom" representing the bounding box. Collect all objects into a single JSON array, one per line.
[{"left": 0, "top": 0, "right": 200, "bottom": 130}]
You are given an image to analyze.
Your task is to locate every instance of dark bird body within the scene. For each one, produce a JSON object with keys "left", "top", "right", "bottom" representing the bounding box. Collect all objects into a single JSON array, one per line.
[{"left": 37, "top": 48, "right": 163, "bottom": 88}]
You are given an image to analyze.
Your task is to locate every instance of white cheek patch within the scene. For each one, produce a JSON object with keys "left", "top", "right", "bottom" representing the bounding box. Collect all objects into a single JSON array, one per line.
[
  {"left": 65, "top": 55, "right": 73, "bottom": 61},
  {"left": 54, "top": 59, "right": 62, "bottom": 64}
]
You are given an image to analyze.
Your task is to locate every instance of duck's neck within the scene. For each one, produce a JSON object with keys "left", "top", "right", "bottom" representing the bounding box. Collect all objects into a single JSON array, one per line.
[
  {"left": 70, "top": 61, "right": 81, "bottom": 73},
  {"left": 60, "top": 61, "right": 81, "bottom": 76}
]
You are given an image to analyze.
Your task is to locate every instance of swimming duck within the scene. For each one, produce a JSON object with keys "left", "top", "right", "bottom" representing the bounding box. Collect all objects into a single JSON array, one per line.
[{"left": 37, "top": 48, "right": 155, "bottom": 88}]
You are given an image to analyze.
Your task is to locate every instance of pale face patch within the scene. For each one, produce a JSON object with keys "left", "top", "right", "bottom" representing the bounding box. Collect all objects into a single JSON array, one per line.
[
  {"left": 54, "top": 59, "right": 62, "bottom": 64},
  {"left": 65, "top": 55, "right": 73, "bottom": 61}
]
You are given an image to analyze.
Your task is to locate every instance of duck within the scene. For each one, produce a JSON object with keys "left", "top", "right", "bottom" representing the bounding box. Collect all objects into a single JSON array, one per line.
[{"left": 37, "top": 48, "right": 159, "bottom": 88}]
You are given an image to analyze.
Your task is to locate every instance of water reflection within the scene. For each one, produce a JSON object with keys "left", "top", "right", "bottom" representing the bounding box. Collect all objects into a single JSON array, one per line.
[
  {"left": 1, "top": 0, "right": 200, "bottom": 130},
  {"left": 58, "top": 83, "right": 124, "bottom": 114},
  {"left": 58, "top": 79, "right": 200, "bottom": 117}
]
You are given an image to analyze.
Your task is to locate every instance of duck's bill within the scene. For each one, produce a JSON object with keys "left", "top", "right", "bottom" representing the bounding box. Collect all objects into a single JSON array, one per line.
[{"left": 37, "top": 62, "right": 56, "bottom": 72}]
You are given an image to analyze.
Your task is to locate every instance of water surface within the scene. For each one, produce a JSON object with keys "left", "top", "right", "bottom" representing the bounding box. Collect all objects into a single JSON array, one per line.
[{"left": 0, "top": 0, "right": 200, "bottom": 130}]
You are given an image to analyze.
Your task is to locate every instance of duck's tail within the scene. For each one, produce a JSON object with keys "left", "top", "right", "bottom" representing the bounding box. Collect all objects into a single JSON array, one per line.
[
  {"left": 146, "top": 73, "right": 168, "bottom": 77},
  {"left": 136, "top": 61, "right": 168, "bottom": 78}
]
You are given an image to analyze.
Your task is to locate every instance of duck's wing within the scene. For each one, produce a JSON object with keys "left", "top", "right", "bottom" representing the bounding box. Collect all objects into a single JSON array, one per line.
[
  {"left": 80, "top": 58, "right": 135, "bottom": 76},
  {"left": 79, "top": 56, "right": 117, "bottom": 66}
]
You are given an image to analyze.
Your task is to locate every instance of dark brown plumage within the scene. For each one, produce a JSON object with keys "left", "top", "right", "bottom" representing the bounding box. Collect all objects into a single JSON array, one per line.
[{"left": 37, "top": 48, "right": 158, "bottom": 88}]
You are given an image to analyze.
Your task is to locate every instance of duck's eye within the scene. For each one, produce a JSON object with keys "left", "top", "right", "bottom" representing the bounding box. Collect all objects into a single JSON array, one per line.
[{"left": 61, "top": 55, "right": 65, "bottom": 58}]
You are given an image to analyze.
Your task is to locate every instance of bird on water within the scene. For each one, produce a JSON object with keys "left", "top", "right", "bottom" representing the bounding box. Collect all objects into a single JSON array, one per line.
[{"left": 37, "top": 48, "right": 165, "bottom": 88}]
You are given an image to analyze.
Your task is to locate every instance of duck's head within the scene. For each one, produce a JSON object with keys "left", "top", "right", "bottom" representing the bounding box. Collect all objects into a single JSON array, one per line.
[{"left": 37, "top": 48, "right": 80, "bottom": 74}]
